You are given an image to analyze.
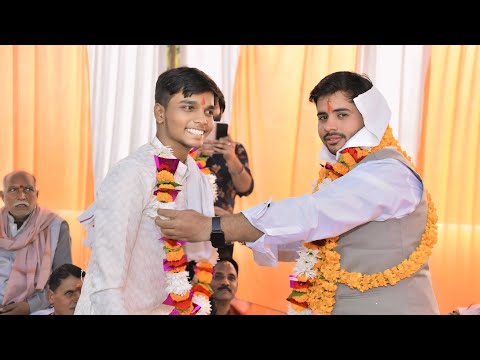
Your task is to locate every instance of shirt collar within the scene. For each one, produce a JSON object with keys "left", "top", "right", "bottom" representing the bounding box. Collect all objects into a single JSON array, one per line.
[
  {"left": 7, "top": 210, "right": 32, "bottom": 236},
  {"left": 150, "top": 136, "right": 170, "bottom": 154}
]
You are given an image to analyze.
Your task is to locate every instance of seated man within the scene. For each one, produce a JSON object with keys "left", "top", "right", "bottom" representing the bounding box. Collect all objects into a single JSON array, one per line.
[
  {"left": 210, "top": 258, "right": 242, "bottom": 315},
  {"left": 31, "top": 263, "right": 84, "bottom": 315},
  {"left": 0, "top": 170, "right": 72, "bottom": 315}
]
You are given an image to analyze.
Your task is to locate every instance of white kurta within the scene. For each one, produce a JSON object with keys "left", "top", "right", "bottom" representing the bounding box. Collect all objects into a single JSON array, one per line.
[{"left": 75, "top": 138, "right": 217, "bottom": 315}]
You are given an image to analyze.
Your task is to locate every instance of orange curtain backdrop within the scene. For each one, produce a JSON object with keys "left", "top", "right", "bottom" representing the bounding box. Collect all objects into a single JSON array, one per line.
[
  {"left": 417, "top": 45, "right": 480, "bottom": 314},
  {"left": 230, "top": 45, "right": 358, "bottom": 313},
  {"left": 0, "top": 45, "right": 94, "bottom": 269}
]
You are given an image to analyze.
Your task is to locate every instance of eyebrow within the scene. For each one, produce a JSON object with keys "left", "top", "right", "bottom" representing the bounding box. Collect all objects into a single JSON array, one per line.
[
  {"left": 179, "top": 99, "right": 215, "bottom": 110},
  {"left": 317, "top": 108, "right": 352, "bottom": 116},
  {"left": 215, "top": 271, "right": 237, "bottom": 276}
]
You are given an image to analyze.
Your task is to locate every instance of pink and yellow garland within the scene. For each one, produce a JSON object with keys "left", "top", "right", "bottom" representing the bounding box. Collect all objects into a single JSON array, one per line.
[{"left": 154, "top": 155, "right": 215, "bottom": 314}]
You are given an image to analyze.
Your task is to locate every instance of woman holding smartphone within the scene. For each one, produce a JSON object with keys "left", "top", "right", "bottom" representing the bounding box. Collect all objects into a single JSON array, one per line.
[{"left": 198, "top": 94, "right": 255, "bottom": 258}]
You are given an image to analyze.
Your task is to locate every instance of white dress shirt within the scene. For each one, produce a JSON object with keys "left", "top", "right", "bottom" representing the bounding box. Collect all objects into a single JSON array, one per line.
[
  {"left": 242, "top": 127, "right": 423, "bottom": 266},
  {"left": 0, "top": 214, "right": 26, "bottom": 304}
]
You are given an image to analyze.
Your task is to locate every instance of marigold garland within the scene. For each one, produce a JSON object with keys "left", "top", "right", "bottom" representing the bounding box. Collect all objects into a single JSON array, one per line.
[
  {"left": 287, "top": 126, "right": 438, "bottom": 315},
  {"left": 190, "top": 261, "right": 215, "bottom": 312},
  {"left": 154, "top": 148, "right": 218, "bottom": 315},
  {"left": 189, "top": 148, "right": 211, "bottom": 175},
  {"left": 153, "top": 152, "right": 213, "bottom": 315},
  {"left": 186, "top": 148, "right": 216, "bottom": 311},
  {"left": 190, "top": 147, "right": 218, "bottom": 201},
  {"left": 154, "top": 155, "right": 197, "bottom": 315}
]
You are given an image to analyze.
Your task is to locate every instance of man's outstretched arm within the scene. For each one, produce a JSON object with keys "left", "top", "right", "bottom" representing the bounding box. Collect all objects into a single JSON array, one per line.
[{"left": 155, "top": 209, "right": 263, "bottom": 244}]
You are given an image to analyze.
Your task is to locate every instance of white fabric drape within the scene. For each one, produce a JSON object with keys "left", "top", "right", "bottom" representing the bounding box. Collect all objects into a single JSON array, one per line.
[
  {"left": 87, "top": 45, "right": 167, "bottom": 193},
  {"left": 357, "top": 45, "right": 431, "bottom": 163},
  {"left": 180, "top": 45, "right": 241, "bottom": 124}
]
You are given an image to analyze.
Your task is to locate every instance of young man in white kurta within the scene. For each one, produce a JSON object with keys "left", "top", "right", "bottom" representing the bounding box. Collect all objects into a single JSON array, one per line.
[
  {"left": 75, "top": 138, "right": 217, "bottom": 314},
  {"left": 75, "top": 67, "right": 222, "bottom": 315}
]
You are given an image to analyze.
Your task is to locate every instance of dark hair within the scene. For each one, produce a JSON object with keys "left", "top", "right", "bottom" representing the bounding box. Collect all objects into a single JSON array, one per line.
[
  {"left": 217, "top": 258, "right": 239, "bottom": 276},
  {"left": 213, "top": 87, "right": 226, "bottom": 122},
  {"left": 217, "top": 88, "right": 226, "bottom": 114},
  {"left": 309, "top": 71, "right": 373, "bottom": 104},
  {"left": 210, "top": 258, "right": 239, "bottom": 316},
  {"left": 48, "top": 264, "right": 83, "bottom": 292},
  {"left": 155, "top": 66, "right": 224, "bottom": 110},
  {"left": 187, "top": 257, "right": 239, "bottom": 282}
]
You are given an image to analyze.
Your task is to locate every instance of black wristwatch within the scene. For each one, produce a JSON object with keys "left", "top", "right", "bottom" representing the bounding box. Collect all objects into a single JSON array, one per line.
[{"left": 210, "top": 216, "right": 226, "bottom": 248}]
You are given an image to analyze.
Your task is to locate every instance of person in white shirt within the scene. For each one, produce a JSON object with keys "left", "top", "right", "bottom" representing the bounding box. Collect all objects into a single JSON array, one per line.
[
  {"left": 75, "top": 67, "right": 223, "bottom": 315},
  {"left": 156, "top": 71, "right": 440, "bottom": 315}
]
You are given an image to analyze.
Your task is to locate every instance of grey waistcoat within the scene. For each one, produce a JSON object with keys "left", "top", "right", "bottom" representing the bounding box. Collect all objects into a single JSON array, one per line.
[{"left": 332, "top": 147, "right": 440, "bottom": 315}]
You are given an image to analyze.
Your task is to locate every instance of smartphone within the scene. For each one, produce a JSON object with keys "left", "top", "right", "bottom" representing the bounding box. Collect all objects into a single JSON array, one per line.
[{"left": 215, "top": 123, "right": 229, "bottom": 140}]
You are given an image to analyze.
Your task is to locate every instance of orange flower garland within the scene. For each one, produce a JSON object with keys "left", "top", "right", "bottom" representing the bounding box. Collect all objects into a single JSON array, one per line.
[
  {"left": 154, "top": 156, "right": 198, "bottom": 315},
  {"left": 190, "top": 147, "right": 218, "bottom": 202},
  {"left": 189, "top": 148, "right": 211, "bottom": 175},
  {"left": 287, "top": 126, "right": 438, "bottom": 315},
  {"left": 191, "top": 261, "right": 214, "bottom": 307},
  {"left": 155, "top": 149, "right": 218, "bottom": 315},
  {"left": 187, "top": 148, "right": 216, "bottom": 311}
]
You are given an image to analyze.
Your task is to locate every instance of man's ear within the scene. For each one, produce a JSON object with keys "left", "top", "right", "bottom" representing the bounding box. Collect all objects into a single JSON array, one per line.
[
  {"left": 36, "top": 190, "right": 39, "bottom": 199},
  {"left": 0, "top": 191, "right": 4, "bottom": 202},
  {"left": 47, "top": 289, "right": 54, "bottom": 305},
  {"left": 154, "top": 103, "right": 165, "bottom": 124}
]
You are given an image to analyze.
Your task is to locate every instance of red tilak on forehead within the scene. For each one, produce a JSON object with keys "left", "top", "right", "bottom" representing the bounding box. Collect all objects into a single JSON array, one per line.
[
  {"left": 201, "top": 97, "right": 206, "bottom": 105},
  {"left": 327, "top": 98, "right": 333, "bottom": 112}
]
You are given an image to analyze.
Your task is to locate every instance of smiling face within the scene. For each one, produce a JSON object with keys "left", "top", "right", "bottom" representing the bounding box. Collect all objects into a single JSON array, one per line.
[
  {"left": 155, "top": 92, "right": 215, "bottom": 161},
  {"left": 316, "top": 91, "right": 365, "bottom": 155},
  {"left": 0, "top": 171, "right": 38, "bottom": 221}
]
